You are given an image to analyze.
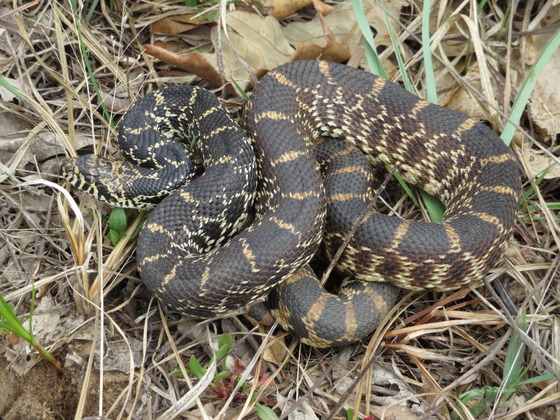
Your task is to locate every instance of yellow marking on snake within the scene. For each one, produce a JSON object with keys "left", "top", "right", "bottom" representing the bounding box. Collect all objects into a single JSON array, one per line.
[
  {"left": 388, "top": 222, "right": 411, "bottom": 250},
  {"left": 271, "top": 149, "right": 308, "bottom": 166},
  {"left": 480, "top": 185, "right": 519, "bottom": 196},
  {"left": 272, "top": 72, "right": 298, "bottom": 89},
  {"left": 241, "top": 239, "right": 258, "bottom": 272},
  {"left": 199, "top": 266, "right": 211, "bottom": 290},
  {"left": 146, "top": 223, "right": 169, "bottom": 234},
  {"left": 470, "top": 212, "right": 505, "bottom": 232},
  {"left": 284, "top": 190, "right": 320, "bottom": 200},
  {"left": 263, "top": 110, "right": 291, "bottom": 121},
  {"left": 328, "top": 193, "right": 365, "bottom": 202},
  {"left": 270, "top": 216, "right": 296, "bottom": 233},
  {"left": 409, "top": 100, "right": 430, "bottom": 117},
  {"left": 455, "top": 118, "right": 478, "bottom": 134},
  {"left": 344, "top": 303, "right": 357, "bottom": 337},
  {"left": 328, "top": 165, "right": 370, "bottom": 176},
  {"left": 200, "top": 106, "right": 220, "bottom": 118},
  {"left": 443, "top": 224, "right": 462, "bottom": 254},
  {"left": 481, "top": 153, "right": 516, "bottom": 164}
]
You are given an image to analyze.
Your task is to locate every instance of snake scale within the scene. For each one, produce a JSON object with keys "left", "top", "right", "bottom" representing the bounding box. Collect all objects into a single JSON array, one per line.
[{"left": 61, "top": 60, "right": 521, "bottom": 348}]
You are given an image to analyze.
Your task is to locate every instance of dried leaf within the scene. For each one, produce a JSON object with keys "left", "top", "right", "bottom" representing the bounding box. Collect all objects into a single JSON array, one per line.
[
  {"left": 199, "top": 11, "right": 295, "bottom": 89},
  {"left": 265, "top": 0, "right": 311, "bottom": 20},
  {"left": 368, "top": 365, "right": 423, "bottom": 417},
  {"left": 283, "top": 2, "right": 401, "bottom": 70},
  {"left": 150, "top": 13, "right": 210, "bottom": 34},
  {"left": 222, "top": 11, "right": 295, "bottom": 71},
  {"left": 262, "top": 337, "right": 287, "bottom": 365},
  {"left": 526, "top": 149, "right": 560, "bottom": 179},
  {"left": 320, "top": 37, "right": 351, "bottom": 62},
  {"left": 525, "top": 32, "right": 560, "bottom": 137},
  {"left": 443, "top": 64, "right": 489, "bottom": 120},
  {"left": 291, "top": 42, "right": 322, "bottom": 61},
  {"left": 144, "top": 45, "right": 223, "bottom": 87}
]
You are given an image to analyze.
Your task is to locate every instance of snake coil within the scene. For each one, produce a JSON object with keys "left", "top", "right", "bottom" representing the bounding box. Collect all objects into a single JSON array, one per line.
[{"left": 62, "top": 61, "right": 521, "bottom": 347}]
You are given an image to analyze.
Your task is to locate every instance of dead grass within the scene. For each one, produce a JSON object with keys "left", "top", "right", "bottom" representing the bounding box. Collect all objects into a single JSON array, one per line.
[{"left": 0, "top": 0, "right": 559, "bottom": 419}]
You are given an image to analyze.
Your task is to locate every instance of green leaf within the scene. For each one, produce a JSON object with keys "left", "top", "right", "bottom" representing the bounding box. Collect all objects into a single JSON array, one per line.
[
  {"left": 188, "top": 355, "right": 207, "bottom": 380},
  {"left": 169, "top": 369, "right": 184, "bottom": 377},
  {"left": 238, "top": 376, "right": 248, "bottom": 392},
  {"left": 471, "top": 390, "right": 498, "bottom": 417},
  {"left": 213, "top": 370, "right": 230, "bottom": 385},
  {"left": 217, "top": 334, "right": 232, "bottom": 359},
  {"left": 459, "top": 387, "right": 488, "bottom": 404},
  {"left": 460, "top": 386, "right": 499, "bottom": 418},
  {"left": 109, "top": 207, "right": 127, "bottom": 234},
  {"left": 256, "top": 403, "right": 279, "bottom": 420},
  {"left": 106, "top": 208, "right": 127, "bottom": 245},
  {"left": 421, "top": 191, "right": 445, "bottom": 222},
  {"left": 106, "top": 230, "right": 121, "bottom": 246}
]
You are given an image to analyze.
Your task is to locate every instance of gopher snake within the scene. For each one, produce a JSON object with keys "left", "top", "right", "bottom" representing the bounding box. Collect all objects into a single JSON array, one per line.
[{"left": 62, "top": 61, "right": 521, "bottom": 347}]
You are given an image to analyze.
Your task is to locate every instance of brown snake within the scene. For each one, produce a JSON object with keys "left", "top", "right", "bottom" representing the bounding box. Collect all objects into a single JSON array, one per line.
[{"left": 62, "top": 60, "right": 521, "bottom": 347}]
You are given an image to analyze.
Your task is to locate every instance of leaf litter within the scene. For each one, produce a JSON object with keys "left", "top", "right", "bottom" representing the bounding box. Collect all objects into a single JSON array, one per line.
[{"left": 0, "top": 0, "right": 559, "bottom": 419}]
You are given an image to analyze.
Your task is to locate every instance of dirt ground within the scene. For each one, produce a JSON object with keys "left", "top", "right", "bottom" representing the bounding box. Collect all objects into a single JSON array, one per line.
[
  {"left": 1, "top": 1, "right": 559, "bottom": 419},
  {"left": 0, "top": 356, "right": 129, "bottom": 420}
]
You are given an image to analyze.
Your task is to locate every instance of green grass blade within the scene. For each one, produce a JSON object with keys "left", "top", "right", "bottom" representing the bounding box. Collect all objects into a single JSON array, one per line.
[
  {"left": 501, "top": 29, "right": 560, "bottom": 145},
  {"left": 420, "top": 0, "right": 445, "bottom": 221},
  {"left": 351, "top": 0, "right": 387, "bottom": 78},
  {"left": 70, "top": 0, "right": 112, "bottom": 126},
  {"left": 517, "top": 369, "right": 560, "bottom": 386},
  {"left": 380, "top": 0, "right": 413, "bottom": 93},
  {"left": 422, "top": 0, "right": 438, "bottom": 104},
  {"left": 0, "top": 294, "right": 63, "bottom": 371},
  {"left": 502, "top": 312, "right": 527, "bottom": 396},
  {"left": 353, "top": 0, "right": 446, "bottom": 222},
  {"left": 28, "top": 282, "right": 35, "bottom": 340},
  {"left": 0, "top": 294, "right": 30, "bottom": 339}
]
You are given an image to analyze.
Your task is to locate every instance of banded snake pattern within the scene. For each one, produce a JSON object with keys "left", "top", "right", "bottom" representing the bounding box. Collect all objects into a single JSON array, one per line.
[{"left": 61, "top": 60, "right": 521, "bottom": 347}]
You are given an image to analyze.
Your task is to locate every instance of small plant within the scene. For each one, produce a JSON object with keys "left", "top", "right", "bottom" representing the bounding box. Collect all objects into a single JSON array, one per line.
[
  {"left": 188, "top": 334, "right": 240, "bottom": 391},
  {"left": 181, "top": 334, "right": 275, "bottom": 416},
  {"left": 104, "top": 208, "right": 144, "bottom": 246},
  {"left": 106, "top": 207, "right": 128, "bottom": 246},
  {"left": 256, "top": 403, "right": 278, "bottom": 420},
  {"left": 455, "top": 313, "right": 560, "bottom": 417},
  {"left": 187, "top": 334, "right": 251, "bottom": 401},
  {"left": 346, "top": 407, "right": 375, "bottom": 420},
  {"left": 0, "top": 289, "right": 63, "bottom": 372}
]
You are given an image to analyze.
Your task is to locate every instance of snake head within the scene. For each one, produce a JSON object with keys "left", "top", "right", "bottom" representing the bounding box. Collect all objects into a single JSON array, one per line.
[
  {"left": 61, "top": 155, "right": 125, "bottom": 205},
  {"left": 61, "top": 155, "right": 156, "bottom": 209}
]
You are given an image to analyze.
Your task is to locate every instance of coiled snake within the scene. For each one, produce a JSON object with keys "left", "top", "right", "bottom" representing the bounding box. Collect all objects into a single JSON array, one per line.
[{"left": 61, "top": 60, "right": 521, "bottom": 348}]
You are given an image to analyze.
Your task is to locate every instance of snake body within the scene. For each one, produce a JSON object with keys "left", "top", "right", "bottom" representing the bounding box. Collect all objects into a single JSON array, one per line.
[{"left": 62, "top": 60, "right": 521, "bottom": 347}]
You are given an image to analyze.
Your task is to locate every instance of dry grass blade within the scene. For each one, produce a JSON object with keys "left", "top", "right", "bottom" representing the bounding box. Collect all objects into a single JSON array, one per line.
[{"left": 0, "top": 1, "right": 558, "bottom": 419}]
